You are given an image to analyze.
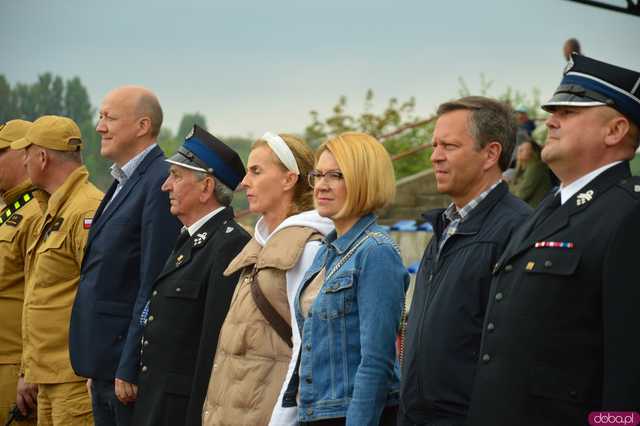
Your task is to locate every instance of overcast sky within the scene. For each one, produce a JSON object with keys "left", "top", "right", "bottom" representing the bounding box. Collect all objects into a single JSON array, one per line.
[{"left": 2, "top": 0, "right": 639, "bottom": 139}]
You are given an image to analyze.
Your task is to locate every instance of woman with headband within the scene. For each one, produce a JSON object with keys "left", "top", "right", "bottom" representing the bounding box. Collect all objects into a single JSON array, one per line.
[
  {"left": 202, "top": 133, "right": 333, "bottom": 426},
  {"left": 289, "top": 132, "right": 408, "bottom": 425}
]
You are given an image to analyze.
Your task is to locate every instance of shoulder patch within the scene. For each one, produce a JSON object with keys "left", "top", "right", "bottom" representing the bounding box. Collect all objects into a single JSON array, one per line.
[{"left": 6, "top": 213, "right": 23, "bottom": 227}]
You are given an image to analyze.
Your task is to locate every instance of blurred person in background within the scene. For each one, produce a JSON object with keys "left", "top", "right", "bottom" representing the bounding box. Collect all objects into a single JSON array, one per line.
[{"left": 510, "top": 138, "right": 552, "bottom": 208}]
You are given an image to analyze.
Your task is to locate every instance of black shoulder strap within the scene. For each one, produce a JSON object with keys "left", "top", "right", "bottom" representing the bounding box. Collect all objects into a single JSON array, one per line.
[
  {"left": 249, "top": 266, "right": 293, "bottom": 348},
  {"left": 0, "top": 191, "right": 34, "bottom": 226}
]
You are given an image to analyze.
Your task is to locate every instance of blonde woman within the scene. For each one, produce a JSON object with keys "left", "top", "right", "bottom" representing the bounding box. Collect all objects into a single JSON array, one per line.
[
  {"left": 289, "top": 132, "right": 408, "bottom": 425},
  {"left": 202, "top": 133, "right": 333, "bottom": 426}
]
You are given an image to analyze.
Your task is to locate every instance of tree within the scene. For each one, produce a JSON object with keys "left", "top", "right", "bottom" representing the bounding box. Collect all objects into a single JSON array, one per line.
[
  {"left": 0, "top": 75, "right": 13, "bottom": 123},
  {"left": 303, "top": 90, "right": 429, "bottom": 179},
  {"left": 176, "top": 112, "right": 208, "bottom": 141},
  {"left": 65, "top": 77, "right": 93, "bottom": 124},
  {"left": 0, "top": 73, "right": 111, "bottom": 189},
  {"left": 158, "top": 126, "right": 180, "bottom": 156}
]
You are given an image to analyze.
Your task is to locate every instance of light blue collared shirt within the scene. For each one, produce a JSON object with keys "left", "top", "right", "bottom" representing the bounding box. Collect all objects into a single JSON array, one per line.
[{"left": 103, "top": 143, "right": 158, "bottom": 211}]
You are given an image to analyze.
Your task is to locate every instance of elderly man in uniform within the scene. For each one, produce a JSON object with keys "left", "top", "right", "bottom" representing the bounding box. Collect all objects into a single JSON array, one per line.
[
  {"left": 131, "top": 125, "right": 250, "bottom": 426},
  {"left": 11, "top": 115, "right": 103, "bottom": 425},
  {"left": 69, "top": 86, "right": 180, "bottom": 426},
  {"left": 468, "top": 54, "right": 640, "bottom": 425},
  {"left": 0, "top": 120, "right": 44, "bottom": 425}
]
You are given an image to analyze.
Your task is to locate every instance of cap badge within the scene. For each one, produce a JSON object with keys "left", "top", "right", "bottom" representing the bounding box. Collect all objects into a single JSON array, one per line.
[
  {"left": 576, "top": 190, "right": 594, "bottom": 206},
  {"left": 225, "top": 226, "right": 234, "bottom": 233},
  {"left": 193, "top": 232, "right": 208, "bottom": 247},
  {"left": 634, "top": 185, "right": 640, "bottom": 193},
  {"left": 176, "top": 254, "right": 184, "bottom": 266},
  {"left": 563, "top": 57, "right": 575, "bottom": 74}
]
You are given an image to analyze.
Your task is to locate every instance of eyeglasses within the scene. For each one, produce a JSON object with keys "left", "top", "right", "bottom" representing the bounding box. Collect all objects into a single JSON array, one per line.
[{"left": 307, "top": 170, "right": 344, "bottom": 187}]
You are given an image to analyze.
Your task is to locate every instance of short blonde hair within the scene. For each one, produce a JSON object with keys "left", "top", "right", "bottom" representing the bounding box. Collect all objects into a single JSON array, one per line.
[
  {"left": 317, "top": 132, "right": 396, "bottom": 219},
  {"left": 253, "top": 133, "right": 314, "bottom": 214}
]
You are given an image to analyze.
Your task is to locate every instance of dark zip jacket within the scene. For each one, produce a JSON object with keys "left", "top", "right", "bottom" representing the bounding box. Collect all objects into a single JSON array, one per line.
[{"left": 399, "top": 182, "right": 531, "bottom": 424}]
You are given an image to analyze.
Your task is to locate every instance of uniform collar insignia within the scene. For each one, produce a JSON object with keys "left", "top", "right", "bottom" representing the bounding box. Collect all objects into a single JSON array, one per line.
[
  {"left": 576, "top": 189, "right": 594, "bottom": 206},
  {"left": 193, "top": 232, "right": 208, "bottom": 247}
]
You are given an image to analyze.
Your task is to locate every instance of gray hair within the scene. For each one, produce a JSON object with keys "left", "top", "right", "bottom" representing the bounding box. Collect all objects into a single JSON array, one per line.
[
  {"left": 46, "top": 148, "right": 83, "bottom": 164},
  {"left": 437, "top": 96, "right": 517, "bottom": 171},
  {"left": 194, "top": 171, "right": 234, "bottom": 206}
]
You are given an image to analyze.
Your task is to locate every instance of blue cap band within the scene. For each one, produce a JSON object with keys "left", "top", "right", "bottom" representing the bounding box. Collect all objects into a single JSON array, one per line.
[
  {"left": 563, "top": 73, "right": 640, "bottom": 127},
  {"left": 184, "top": 137, "right": 242, "bottom": 189}
]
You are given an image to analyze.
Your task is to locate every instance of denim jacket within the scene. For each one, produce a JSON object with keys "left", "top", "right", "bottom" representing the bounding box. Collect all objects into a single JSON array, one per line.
[{"left": 293, "top": 213, "right": 409, "bottom": 425}]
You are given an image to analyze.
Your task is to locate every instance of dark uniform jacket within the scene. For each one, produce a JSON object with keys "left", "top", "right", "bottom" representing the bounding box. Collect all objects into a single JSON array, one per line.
[
  {"left": 132, "top": 207, "right": 250, "bottom": 426},
  {"left": 400, "top": 182, "right": 531, "bottom": 424},
  {"left": 468, "top": 162, "right": 640, "bottom": 426},
  {"left": 69, "top": 146, "right": 181, "bottom": 383}
]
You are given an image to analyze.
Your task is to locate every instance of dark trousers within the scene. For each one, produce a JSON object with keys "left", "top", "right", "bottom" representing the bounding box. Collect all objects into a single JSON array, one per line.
[
  {"left": 300, "top": 404, "right": 398, "bottom": 425},
  {"left": 398, "top": 410, "right": 465, "bottom": 426},
  {"left": 90, "top": 379, "right": 134, "bottom": 426}
]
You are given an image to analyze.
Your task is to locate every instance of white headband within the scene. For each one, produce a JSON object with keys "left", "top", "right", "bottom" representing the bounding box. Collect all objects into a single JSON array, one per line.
[{"left": 260, "top": 132, "right": 300, "bottom": 175}]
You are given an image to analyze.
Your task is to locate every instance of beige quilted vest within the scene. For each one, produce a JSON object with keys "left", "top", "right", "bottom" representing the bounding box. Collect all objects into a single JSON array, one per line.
[{"left": 202, "top": 226, "right": 322, "bottom": 426}]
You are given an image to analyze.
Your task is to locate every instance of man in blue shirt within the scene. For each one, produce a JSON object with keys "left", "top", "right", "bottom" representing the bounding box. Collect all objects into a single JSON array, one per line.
[{"left": 69, "top": 86, "right": 181, "bottom": 426}]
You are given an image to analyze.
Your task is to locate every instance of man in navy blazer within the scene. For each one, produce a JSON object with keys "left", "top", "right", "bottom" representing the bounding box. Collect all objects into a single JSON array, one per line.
[{"left": 69, "top": 85, "right": 181, "bottom": 426}]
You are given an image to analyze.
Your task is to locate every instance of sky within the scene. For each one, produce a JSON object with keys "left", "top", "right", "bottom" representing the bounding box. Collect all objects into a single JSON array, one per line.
[{"left": 2, "top": 0, "right": 639, "bottom": 139}]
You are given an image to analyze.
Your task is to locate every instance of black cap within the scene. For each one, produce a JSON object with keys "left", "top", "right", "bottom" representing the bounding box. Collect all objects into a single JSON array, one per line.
[
  {"left": 542, "top": 53, "right": 640, "bottom": 128},
  {"left": 166, "top": 125, "right": 246, "bottom": 190}
]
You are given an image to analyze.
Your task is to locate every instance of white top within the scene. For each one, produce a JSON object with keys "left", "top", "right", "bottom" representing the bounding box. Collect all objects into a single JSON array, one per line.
[
  {"left": 559, "top": 161, "right": 622, "bottom": 205},
  {"left": 187, "top": 206, "right": 226, "bottom": 236},
  {"left": 259, "top": 210, "right": 333, "bottom": 426}
]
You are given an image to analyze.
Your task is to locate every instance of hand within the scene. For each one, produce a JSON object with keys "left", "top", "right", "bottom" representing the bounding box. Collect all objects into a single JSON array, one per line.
[
  {"left": 86, "top": 378, "right": 92, "bottom": 400},
  {"left": 114, "top": 378, "right": 138, "bottom": 404},
  {"left": 16, "top": 376, "right": 38, "bottom": 417}
]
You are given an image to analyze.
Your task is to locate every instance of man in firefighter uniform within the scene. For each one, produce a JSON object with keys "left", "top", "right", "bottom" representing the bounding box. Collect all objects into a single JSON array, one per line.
[
  {"left": 0, "top": 119, "right": 44, "bottom": 425},
  {"left": 467, "top": 54, "right": 640, "bottom": 425},
  {"left": 12, "top": 115, "right": 103, "bottom": 425}
]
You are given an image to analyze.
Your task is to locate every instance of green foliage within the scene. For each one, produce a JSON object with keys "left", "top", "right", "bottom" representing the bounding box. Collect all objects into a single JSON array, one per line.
[
  {"left": 303, "top": 90, "right": 431, "bottom": 179},
  {"left": 222, "top": 136, "right": 253, "bottom": 213},
  {"left": 0, "top": 73, "right": 111, "bottom": 189},
  {"left": 305, "top": 80, "right": 544, "bottom": 180},
  {"left": 630, "top": 153, "right": 640, "bottom": 176},
  {"left": 158, "top": 126, "right": 180, "bottom": 156},
  {"left": 458, "top": 74, "right": 543, "bottom": 119},
  {"left": 176, "top": 112, "right": 208, "bottom": 141}
]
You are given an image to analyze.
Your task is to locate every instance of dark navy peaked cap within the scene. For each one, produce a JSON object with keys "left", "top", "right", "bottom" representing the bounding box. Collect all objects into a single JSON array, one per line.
[
  {"left": 542, "top": 53, "right": 640, "bottom": 128},
  {"left": 166, "top": 125, "right": 246, "bottom": 190}
]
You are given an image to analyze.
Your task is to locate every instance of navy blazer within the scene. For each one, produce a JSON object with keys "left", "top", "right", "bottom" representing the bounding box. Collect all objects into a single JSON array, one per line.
[{"left": 69, "top": 145, "right": 181, "bottom": 384}]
